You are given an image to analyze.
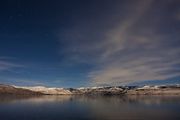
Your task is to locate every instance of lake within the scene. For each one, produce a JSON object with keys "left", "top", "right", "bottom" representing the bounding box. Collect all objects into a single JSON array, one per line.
[{"left": 0, "top": 95, "right": 180, "bottom": 120}]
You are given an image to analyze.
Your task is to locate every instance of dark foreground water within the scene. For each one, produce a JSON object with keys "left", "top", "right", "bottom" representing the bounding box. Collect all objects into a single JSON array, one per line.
[{"left": 0, "top": 95, "right": 180, "bottom": 120}]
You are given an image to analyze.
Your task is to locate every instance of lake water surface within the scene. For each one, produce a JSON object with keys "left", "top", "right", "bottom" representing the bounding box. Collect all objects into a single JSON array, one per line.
[{"left": 0, "top": 95, "right": 180, "bottom": 120}]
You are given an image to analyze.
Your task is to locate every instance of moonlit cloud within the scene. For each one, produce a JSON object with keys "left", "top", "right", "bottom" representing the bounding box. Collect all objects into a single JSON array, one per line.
[
  {"left": 60, "top": 0, "right": 180, "bottom": 86},
  {"left": 176, "top": 12, "right": 180, "bottom": 21}
]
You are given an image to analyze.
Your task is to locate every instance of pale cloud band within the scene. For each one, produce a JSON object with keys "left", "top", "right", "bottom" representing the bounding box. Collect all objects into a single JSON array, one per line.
[{"left": 0, "top": 59, "right": 22, "bottom": 71}]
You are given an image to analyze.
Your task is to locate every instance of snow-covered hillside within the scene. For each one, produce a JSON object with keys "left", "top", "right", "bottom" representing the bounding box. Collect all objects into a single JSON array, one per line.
[{"left": 13, "top": 86, "right": 72, "bottom": 95}]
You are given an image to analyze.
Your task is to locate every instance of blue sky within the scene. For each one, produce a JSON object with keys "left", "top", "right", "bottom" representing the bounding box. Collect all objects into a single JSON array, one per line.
[{"left": 0, "top": 0, "right": 180, "bottom": 87}]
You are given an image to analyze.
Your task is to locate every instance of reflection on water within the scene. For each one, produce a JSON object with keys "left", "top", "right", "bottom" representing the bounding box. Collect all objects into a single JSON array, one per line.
[{"left": 0, "top": 95, "right": 180, "bottom": 120}]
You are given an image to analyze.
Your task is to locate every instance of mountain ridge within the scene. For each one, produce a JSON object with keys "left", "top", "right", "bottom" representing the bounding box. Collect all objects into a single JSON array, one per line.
[{"left": 1, "top": 84, "right": 180, "bottom": 95}]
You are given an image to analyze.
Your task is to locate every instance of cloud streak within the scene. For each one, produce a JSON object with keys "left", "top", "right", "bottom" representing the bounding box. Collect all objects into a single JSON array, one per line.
[{"left": 0, "top": 57, "right": 23, "bottom": 71}]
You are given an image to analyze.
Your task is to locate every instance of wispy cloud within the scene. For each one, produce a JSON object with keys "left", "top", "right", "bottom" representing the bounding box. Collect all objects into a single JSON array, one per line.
[
  {"left": 0, "top": 77, "right": 46, "bottom": 86},
  {"left": 0, "top": 57, "right": 23, "bottom": 71},
  {"left": 59, "top": 0, "right": 180, "bottom": 86}
]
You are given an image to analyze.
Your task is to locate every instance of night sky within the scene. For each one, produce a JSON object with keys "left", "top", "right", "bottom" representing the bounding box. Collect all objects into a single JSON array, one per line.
[{"left": 0, "top": 0, "right": 180, "bottom": 87}]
